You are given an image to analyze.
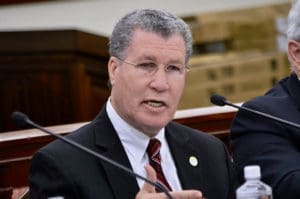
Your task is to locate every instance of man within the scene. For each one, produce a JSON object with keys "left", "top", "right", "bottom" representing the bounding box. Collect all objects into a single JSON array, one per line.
[
  {"left": 30, "top": 9, "right": 235, "bottom": 199},
  {"left": 231, "top": 1, "right": 300, "bottom": 199}
]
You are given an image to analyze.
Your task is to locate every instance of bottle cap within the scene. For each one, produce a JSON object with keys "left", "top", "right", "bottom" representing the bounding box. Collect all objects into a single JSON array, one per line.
[{"left": 244, "top": 165, "right": 261, "bottom": 179}]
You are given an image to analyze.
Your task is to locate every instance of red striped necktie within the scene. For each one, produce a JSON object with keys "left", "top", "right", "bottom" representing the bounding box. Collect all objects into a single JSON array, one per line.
[{"left": 146, "top": 138, "right": 172, "bottom": 192}]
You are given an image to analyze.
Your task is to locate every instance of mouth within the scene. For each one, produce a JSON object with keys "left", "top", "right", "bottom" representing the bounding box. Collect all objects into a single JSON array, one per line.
[{"left": 144, "top": 100, "right": 166, "bottom": 108}]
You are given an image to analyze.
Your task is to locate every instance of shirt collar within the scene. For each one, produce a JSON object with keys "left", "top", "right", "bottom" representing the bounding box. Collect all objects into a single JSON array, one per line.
[{"left": 106, "top": 98, "right": 165, "bottom": 163}]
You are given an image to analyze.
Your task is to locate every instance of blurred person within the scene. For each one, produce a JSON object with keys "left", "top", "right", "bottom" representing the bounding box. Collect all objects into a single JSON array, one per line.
[{"left": 231, "top": 1, "right": 300, "bottom": 198}]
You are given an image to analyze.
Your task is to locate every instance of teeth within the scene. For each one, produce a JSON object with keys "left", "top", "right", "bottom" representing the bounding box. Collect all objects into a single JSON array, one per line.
[{"left": 147, "top": 101, "right": 163, "bottom": 107}]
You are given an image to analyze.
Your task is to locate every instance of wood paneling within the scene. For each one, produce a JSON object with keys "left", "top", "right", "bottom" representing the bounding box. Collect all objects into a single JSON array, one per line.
[{"left": 0, "top": 29, "right": 110, "bottom": 132}]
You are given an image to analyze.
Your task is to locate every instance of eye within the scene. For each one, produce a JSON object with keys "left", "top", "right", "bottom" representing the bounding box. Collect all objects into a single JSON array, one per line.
[
  {"left": 136, "top": 62, "right": 157, "bottom": 70},
  {"left": 166, "top": 64, "right": 182, "bottom": 72}
]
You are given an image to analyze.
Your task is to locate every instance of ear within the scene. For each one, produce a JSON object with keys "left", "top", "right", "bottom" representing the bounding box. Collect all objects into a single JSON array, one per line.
[
  {"left": 108, "top": 57, "right": 119, "bottom": 87},
  {"left": 288, "top": 40, "right": 300, "bottom": 68}
]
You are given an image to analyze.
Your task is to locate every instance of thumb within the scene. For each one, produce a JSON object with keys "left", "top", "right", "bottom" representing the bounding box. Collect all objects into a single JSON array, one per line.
[{"left": 140, "top": 164, "right": 157, "bottom": 193}]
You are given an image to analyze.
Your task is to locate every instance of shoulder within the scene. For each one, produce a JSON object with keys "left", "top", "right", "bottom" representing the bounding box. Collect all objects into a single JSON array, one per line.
[
  {"left": 36, "top": 121, "right": 97, "bottom": 161},
  {"left": 231, "top": 76, "right": 294, "bottom": 136},
  {"left": 39, "top": 107, "right": 109, "bottom": 154},
  {"left": 167, "top": 122, "right": 225, "bottom": 148},
  {"left": 242, "top": 76, "right": 291, "bottom": 112}
]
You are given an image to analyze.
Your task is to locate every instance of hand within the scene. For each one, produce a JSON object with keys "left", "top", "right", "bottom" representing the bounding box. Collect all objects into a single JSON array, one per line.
[{"left": 135, "top": 165, "right": 203, "bottom": 199}]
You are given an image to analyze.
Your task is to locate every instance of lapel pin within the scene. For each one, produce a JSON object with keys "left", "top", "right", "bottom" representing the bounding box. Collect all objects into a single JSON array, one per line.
[{"left": 189, "top": 156, "right": 198, "bottom": 167}]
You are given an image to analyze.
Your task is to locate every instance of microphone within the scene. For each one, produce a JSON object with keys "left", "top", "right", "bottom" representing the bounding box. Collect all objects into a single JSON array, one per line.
[
  {"left": 210, "top": 94, "right": 300, "bottom": 129},
  {"left": 11, "top": 111, "right": 173, "bottom": 199}
]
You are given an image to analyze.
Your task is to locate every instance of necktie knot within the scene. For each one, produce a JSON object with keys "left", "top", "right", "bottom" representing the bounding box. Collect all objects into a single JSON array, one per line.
[{"left": 146, "top": 138, "right": 161, "bottom": 162}]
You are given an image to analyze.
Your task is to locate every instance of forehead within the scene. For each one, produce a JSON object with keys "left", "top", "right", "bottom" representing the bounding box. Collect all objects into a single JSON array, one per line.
[{"left": 127, "top": 29, "right": 186, "bottom": 60}]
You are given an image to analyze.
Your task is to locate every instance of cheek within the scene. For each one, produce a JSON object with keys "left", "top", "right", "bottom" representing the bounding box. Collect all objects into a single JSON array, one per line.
[
  {"left": 171, "top": 80, "right": 185, "bottom": 102},
  {"left": 177, "top": 79, "right": 186, "bottom": 94},
  {"left": 116, "top": 73, "right": 144, "bottom": 101}
]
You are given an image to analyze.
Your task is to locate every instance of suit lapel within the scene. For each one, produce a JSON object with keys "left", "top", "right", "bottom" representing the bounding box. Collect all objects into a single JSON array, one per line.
[
  {"left": 165, "top": 124, "right": 205, "bottom": 191},
  {"left": 93, "top": 108, "right": 139, "bottom": 199}
]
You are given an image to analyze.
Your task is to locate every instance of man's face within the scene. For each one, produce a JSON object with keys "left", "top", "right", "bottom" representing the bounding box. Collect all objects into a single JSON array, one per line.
[{"left": 108, "top": 29, "right": 187, "bottom": 137}]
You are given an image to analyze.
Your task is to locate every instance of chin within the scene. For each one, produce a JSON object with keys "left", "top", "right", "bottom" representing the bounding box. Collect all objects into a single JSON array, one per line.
[
  {"left": 136, "top": 113, "right": 172, "bottom": 129},
  {"left": 143, "top": 120, "right": 169, "bottom": 132}
]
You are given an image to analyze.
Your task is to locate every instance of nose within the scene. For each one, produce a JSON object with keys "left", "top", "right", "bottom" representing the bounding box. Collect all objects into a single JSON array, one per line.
[{"left": 149, "top": 66, "right": 170, "bottom": 91}]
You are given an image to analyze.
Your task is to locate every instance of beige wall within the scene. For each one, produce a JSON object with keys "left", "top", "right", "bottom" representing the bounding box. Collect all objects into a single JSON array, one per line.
[{"left": 0, "top": 0, "right": 291, "bottom": 36}]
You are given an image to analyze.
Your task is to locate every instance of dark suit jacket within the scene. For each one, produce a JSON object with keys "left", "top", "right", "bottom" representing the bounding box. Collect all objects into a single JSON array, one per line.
[
  {"left": 231, "top": 73, "right": 300, "bottom": 199},
  {"left": 30, "top": 105, "right": 235, "bottom": 199}
]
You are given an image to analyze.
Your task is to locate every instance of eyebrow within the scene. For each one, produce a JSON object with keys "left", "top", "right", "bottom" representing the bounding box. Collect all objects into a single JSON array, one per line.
[
  {"left": 135, "top": 55, "right": 156, "bottom": 61},
  {"left": 136, "top": 55, "right": 184, "bottom": 64}
]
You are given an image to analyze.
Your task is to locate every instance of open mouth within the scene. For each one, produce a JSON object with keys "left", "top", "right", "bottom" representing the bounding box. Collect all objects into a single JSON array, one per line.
[{"left": 145, "top": 100, "right": 166, "bottom": 108}]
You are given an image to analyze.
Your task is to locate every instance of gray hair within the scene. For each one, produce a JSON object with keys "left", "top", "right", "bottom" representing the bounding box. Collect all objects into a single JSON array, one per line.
[
  {"left": 109, "top": 9, "right": 193, "bottom": 64},
  {"left": 287, "top": 0, "right": 300, "bottom": 41}
]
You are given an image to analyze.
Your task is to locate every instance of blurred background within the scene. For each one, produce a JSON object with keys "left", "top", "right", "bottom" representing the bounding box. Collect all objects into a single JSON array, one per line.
[{"left": 0, "top": 0, "right": 292, "bottom": 132}]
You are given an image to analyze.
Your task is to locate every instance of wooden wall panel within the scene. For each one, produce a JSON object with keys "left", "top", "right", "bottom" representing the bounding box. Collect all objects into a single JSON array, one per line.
[{"left": 0, "top": 30, "right": 110, "bottom": 132}]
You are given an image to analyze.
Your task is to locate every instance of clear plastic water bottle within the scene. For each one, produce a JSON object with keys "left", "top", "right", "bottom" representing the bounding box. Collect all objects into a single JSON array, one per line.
[{"left": 236, "top": 165, "right": 273, "bottom": 199}]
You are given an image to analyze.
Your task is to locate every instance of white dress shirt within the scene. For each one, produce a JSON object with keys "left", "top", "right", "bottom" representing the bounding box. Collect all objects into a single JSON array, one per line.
[{"left": 106, "top": 99, "right": 182, "bottom": 191}]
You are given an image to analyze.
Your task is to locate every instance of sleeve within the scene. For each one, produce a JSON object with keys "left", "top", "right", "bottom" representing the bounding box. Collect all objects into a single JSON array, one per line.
[
  {"left": 29, "top": 150, "right": 79, "bottom": 199},
  {"left": 230, "top": 100, "right": 300, "bottom": 199}
]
